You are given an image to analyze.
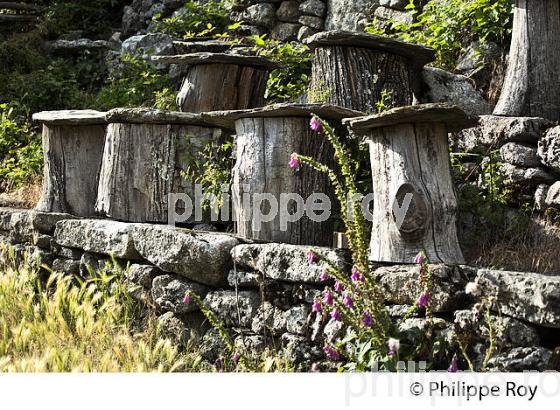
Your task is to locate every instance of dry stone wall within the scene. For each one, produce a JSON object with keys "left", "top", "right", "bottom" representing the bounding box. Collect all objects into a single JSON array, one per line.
[{"left": 1, "top": 208, "right": 559, "bottom": 370}]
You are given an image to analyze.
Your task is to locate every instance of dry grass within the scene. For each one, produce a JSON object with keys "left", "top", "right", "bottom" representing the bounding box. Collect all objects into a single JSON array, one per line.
[
  {"left": 467, "top": 216, "right": 560, "bottom": 275},
  {"left": 0, "top": 177, "right": 42, "bottom": 209}
]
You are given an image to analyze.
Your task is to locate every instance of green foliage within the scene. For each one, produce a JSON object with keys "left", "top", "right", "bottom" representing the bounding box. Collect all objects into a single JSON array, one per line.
[
  {"left": 182, "top": 138, "right": 234, "bottom": 212},
  {"left": 366, "top": 0, "right": 514, "bottom": 70},
  {"left": 95, "top": 54, "right": 174, "bottom": 110},
  {"left": 38, "top": 0, "right": 124, "bottom": 39},
  {"left": 247, "top": 35, "right": 312, "bottom": 102},
  {"left": 0, "top": 104, "right": 42, "bottom": 189},
  {"left": 153, "top": 0, "right": 235, "bottom": 39}
]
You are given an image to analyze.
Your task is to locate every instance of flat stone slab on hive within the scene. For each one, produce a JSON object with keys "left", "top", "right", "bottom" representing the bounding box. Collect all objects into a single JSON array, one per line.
[
  {"left": 206, "top": 103, "right": 364, "bottom": 129},
  {"left": 105, "top": 107, "right": 232, "bottom": 129},
  {"left": 304, "top": 30, "right": 436, "bottom": 66},
  {"left": 32, "top": 110, "right": 107, "bottom": 125},
  {"left": 173, "top": 40, "right": 247, "bottom": 54},
  {"left": 151, "top": 52, "right": 282, "bottom": 70},
  {"left": 344, "top": 103, "right": 478, "bottom": 133}
]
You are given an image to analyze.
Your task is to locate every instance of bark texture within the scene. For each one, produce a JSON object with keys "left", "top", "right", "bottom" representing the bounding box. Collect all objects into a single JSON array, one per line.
[
  {"left": 309, "top": 46, "right": 416, "bottom": 113},
  {"left": 177, "top": 64, "right": 269, "bottom": 113},
  {"left": 494, "top": 0, "right": 560, "bottom": 121},
  {"left": 366, "top": 122, "right": 464, "bottom": 264},
  {"left": 96, "top": 123, "right": 223, "bottom": 223},
  {"left": 36, "top": 124, "right": 106, "bottom": 216},
  {"left": 232, "top": 117, "right": 337, "bottom": 246}
]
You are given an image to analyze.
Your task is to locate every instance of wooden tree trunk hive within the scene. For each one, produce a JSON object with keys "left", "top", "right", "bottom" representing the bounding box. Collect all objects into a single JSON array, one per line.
[
  {"left": 33, "top": 110, "right": 107, "bottom": 217},
  {"left": 345, "top": 104, "right": 478, "bottom": 264},
  {"left": 493, "top": 0, "right": 560, "bottom": 121},
  {"left": 305, "top": 30, "right": 436, "bottom": 113},
  {"left": 95, "top": 108, "right": 229, "bottom": 223},
  {"left": 212, "top": 103, "right": 363, "bottom": 246},
  {"left": 152, "top": 53, "right": 281, "bottom": 113}
]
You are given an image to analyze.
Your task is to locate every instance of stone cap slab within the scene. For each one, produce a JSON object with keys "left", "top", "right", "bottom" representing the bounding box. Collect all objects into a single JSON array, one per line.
[
  {"left": 205, "top": 103, "right": 365, "bottom": 130},
  {"left": 105, "top": 107, "right": 232, "bottom": 129},
  {"left": 304, "top": 30, "right": 436, "bottom": 66},
  {"left": 343, "top": 103, "right": 479, "bottom": 134},
  {"left": 32, "top": 110, "right": 107, "bottom": 125},
  {"left": 151, "top": 52, "right": 281, "bottom": 70},
  {"left": 173, "top": 40, "right": 248, "bottom": 54}
]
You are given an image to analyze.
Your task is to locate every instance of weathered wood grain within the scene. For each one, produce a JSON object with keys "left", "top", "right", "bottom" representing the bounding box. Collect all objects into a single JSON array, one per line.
[
  {"left": 494, "top": 0, "right": 560, "bottom": 121},
  {"left": 176, "top": 63, "right": 270, "bottom": 113},
  {"left": 96, "top": 122, "right": 223, "bottom": 223},
  {"left": 36, "top": 124, "right": 106, "bottom": 217},
  {"left": 348, "top": 104, "right": 467, "bottom": 263},
  {"left": 232, "top": 116, "right": 338, "bottom": 246}
]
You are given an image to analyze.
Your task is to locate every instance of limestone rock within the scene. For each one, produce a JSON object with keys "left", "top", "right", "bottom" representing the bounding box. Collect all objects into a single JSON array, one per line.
[
  {"left": 421, "top": 67, "right": 492, "bottom": 116},
  {"left": 284, "top": 305, "right": 311, "bottom": 335},
  {"left": 276, "top": 1, "right": 300, "bottom": 22},
  {"left": 538, "top": 126, "right": 560, "bottom": 173},
  {"left": 271, "top": 22, "right": 301, "bottom": 41},
  {"left": 454, "top": 310, "right": 540, "bottom": 348},
  {"left": 325, "top": 0, "right": 378, "bottom": 32},
  {"left": 52, "top": 258, "right": 81, "bottom": 276},
  {"left": 379, "top": 0, "right": 409, "bottom": 10},
  {"left": 499, "top": 163, "right": 554, "bottom": 186},
  {"left": 227, "top": 269, "right": 262, "bottom": 288},
  {"left": 8, "top": 210, "right": 76, "bottom": 244},
  {"left": 487, "top": 347, "right": 554, "bottom": 372},
  {"left": 121, "top": 33, "right": 174, "bottom": 65},
  {"left": 374, "top": 6, "right": 414, "bottom": 26},
  {"left": 454, "top": 115, "right": 552, "bottom": 152},
  {"left": 534, "top": 184, "right": 550, "bottom": 210},
  {"left": 126, "top": 264, "right": 162, "bottom": 288},
  {"left": 499, "top": 143, "right": 540, "bottom": 167},
  {"left": 204, "top": 290, "right": 261, "bottom": 327},
  {"left": 281, "top": 333, "right": 322, "bottom": 364},
  {"left": 132, "top": 225, "right": 238, "bottom": 286},
  {"left": 231, "top": 243, "right": 350, "bottom": 283},
  {"left": 234, "top": 335, "right": 267, "bottom": 356},
  {"left": 251, "top": 302, "right": 287, "bottom": 335},
  {"left": 200, "top": 328, "right": 229, "bottom": 362},
  {"left": 545, "top": 182, "right": 560, "bottom": 208},
  {"left": 243, "top": 3, "right": 277, "bottom": 29},
  {"left": 372, "top": 265, "right": 477, "bottom": 312},
  {"left": 54, "top": 219, "right": 140, "bottom": 260},
  {"left": 151, "top": 274, "right": 208, "bottom": 314},
  {"left": 476, "top": 269, "right": 560, "bottom": 328},
  {"left": 298, "top": 15, "right": 324, "bottom": 30},
  {"left": 157, "top": 312, "right": 189, "bottom": 345},
  {"left": 297, "top": 25, "right": 318, "bottom": 41},
  {"left": 300, "top": 0, "right": 326, "bottom": 17},
  {"left": 456, "top": 41, "right": 501, "bottom": 73}
]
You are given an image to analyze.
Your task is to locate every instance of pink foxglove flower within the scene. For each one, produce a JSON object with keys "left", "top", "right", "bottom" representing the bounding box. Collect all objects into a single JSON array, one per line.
[
  {"left": 417, "top": 290, "right": 430, "bottom": 309},
  {"left": 343, "top": 294, "right": 353, "bottom": 309},
  {"left": 323, "top": 345, "right": 340, "bottom": 361},
  {"left": 331, "top": 308, "right": 342, "bottom": 321},
  {"left": 319, "top": 270, "right": 329, "bottom": 281},
  {"left": 312, "top": 298, "right": 323, "bottom": 313},
  {"left": 447, "top": 355, "right": 458, "bottom": 373},
  {"left": 322, "top": 289, "right": 333, "bottom": 306},
  {"left": 350, "top": 266, "right": 364, "bottom": 283},
  {"left": 387, "top": 338, "right": 400, "bottom": 356},
  {"left": 334, "top": 280, "right": 344, "bottom": 293},
  {"left": 414, "top": 252, "right": 425, "bottom": 265},
  {"left": 289, "top": 153, "right": 300, "bottom": 170},
  {"left": 362, "top": 310, "right": 373, "bottom": 327},
  {"left": 182, "top": 292, "right": 191, "bottom": 305},
  {"left": 232, "top": 351, "right": 241, "bottom": 365},
  {"left": 307, "top": 250, "right": 317, "bottom": 265},
  {"left": 310, "top": 117, "right": 323, "bottom": 133}
]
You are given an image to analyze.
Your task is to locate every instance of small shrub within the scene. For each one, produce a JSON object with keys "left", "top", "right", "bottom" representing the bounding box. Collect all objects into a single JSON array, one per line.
[
  {"left": 95, "top": 54, "right": 174, "bottom": 110},
  {"left": 366, "top": 0, "right": 514, "bottom": 70},
  {"left": 152, "top": 0, "right": 235, "bottom": 39}
]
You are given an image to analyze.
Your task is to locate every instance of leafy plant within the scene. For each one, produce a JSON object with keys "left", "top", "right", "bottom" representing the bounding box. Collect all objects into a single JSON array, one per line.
[
  {"left": 366, "top": 0, "right": 514, "bottom": 70},
  {"left": 0, "top": 103, "right": 42, "bottom": 189},
  {"left": 95, "top": 54, "right": 174, "bottom": 110},
  {"left": 152, "top": 0, "right": 235, "bottom": 39}
]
